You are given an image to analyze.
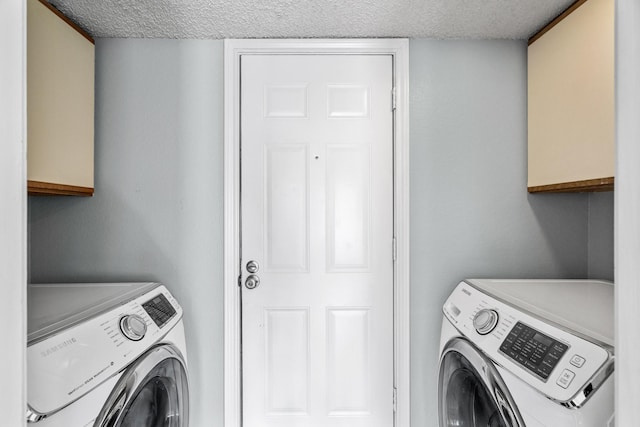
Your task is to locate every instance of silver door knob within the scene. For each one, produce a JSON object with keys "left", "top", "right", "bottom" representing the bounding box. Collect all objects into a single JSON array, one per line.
[
  {"left": 246, "top": 260, "right": 260, "bottom": 273},
  {"left": 245, "top": 274, "right": 260, "bottom": 290}
]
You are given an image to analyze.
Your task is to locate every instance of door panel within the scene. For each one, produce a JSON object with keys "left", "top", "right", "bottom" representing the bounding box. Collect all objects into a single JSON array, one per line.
[
  {"left": 326, "top": 144, "right": 370, "bottom": 271},
  {"left": 241, "top": 54, "right": 393, "bottom": 427},
  {"left": 327, "top": 308, "right": 370, "bottom": 415},
  {"left": 265, "top": 143, "right": 310, "bottom": 272},
  {"left": 265, "top": 308, "right": 310, "bottom": 415}
]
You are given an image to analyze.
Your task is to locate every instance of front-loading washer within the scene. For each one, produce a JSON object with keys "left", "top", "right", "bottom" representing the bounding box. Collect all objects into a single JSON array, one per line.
[
  {"left": 438, "top": 279, "right": 614, "bottom": 427},
  {"left": 27, "top": 282, "right": 189, "bottom": 426}
]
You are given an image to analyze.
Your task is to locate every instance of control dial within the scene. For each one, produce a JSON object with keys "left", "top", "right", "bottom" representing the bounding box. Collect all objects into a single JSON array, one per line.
[
  {"left": 119, "top": 314, "right": 147, "bottom": 341},
  {"left": 473, "top": 309, "right": 499, "bottom": 335}
]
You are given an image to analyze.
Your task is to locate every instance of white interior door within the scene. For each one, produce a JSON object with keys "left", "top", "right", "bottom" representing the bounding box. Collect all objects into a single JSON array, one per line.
[{"left": 240, "top": 54, "right": 394, "bottom": 427}]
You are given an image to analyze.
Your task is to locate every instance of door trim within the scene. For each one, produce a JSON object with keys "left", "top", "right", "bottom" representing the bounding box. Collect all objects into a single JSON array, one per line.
[
  {"left": 223, "top": 38, "right": 410, "bottom": 427},
  {"left": 1, "top": 1, "right": 27, "bottom": 426}
]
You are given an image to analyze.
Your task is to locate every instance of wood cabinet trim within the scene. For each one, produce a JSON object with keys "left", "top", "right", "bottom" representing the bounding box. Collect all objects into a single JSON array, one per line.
[
  {"left": 529, "top": 0, "right": 589, "bottom": 45},
  {"left": 28, "top": 180, "right": 94, "bottom": 196},
  {"left": 528, "top": 177, "right": 614, "bottom": 193},
  {"left": 36, "top": 0, "right": 94, "bottom": 44}
]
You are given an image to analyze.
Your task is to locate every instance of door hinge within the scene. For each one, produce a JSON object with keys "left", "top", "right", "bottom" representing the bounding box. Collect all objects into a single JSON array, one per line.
[
  {"left": 393, "top": 387, "right": 397, "bottom": 413},
  {"left": 237, "top": 274, "right": 242, "bottom": 288},
  {"left": 392, "top": 237, "right": 397, "bottom": 262},
  {"left": 391, "top": 87, "right": 397, "bottom": 111}
]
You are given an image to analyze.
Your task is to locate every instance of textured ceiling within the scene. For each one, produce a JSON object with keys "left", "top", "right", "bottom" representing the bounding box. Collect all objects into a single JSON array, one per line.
[{"left": 48, "top": 0, "right": 576, "bottom": 40}]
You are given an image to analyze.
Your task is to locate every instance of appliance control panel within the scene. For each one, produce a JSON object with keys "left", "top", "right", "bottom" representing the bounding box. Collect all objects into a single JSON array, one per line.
[
  {"left": 442, "top": 281, "right": 611, "bottom": 404},
  {"left": 499, "top": 321, "right": 568, "bottom": 381}
]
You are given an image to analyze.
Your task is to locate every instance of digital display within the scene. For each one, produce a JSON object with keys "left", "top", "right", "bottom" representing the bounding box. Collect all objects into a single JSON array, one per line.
[
  {"left": 533, "top": 332, "right": 553, "bottom": 347},
  {"left": 499, "top": 322, "right": 569, "bottom": 381},
  {"left": 142, "top": 293, "right": 176, "bottom": 328}
]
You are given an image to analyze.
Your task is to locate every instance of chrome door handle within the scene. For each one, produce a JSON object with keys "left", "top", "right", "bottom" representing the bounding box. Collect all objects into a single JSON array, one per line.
[{"left": 245, "top": 275, "right": 260, "bottom": 290}]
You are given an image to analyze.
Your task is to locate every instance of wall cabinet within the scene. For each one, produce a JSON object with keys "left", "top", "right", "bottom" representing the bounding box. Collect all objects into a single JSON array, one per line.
[
  {"left": 27, "top": 0, "right": 95, "bottom": 196},
  {"left": 528, "top": 0, "right": 614, "bottom": 193}
]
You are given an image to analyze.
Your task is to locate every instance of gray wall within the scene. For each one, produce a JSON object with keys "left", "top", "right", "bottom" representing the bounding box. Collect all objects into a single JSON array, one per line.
[
  {"left": 29, "top": 39, "right": 225, "bottom": 427},
  {"left": 409, "top": 39, "right": 592, "bottom": 425},
  {"left": 588, "top": 192, "right": 614, "bottom": 280},
  {"left": 28, "top": 38, "right": 612, "bottom": 427}
]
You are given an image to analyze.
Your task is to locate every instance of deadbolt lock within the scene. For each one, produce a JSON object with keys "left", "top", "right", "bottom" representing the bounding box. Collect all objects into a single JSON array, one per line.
[{"left": 246, "top": 260, "right": 260, "bottom": 273}]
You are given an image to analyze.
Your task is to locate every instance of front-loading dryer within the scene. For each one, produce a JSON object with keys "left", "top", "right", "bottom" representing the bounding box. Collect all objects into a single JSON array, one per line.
[
  {"left": 439, "top": 279, "right": 614, "bottom": 427},
  {"left": 27, "top": 282, "right": 189, "bottom": 426}
]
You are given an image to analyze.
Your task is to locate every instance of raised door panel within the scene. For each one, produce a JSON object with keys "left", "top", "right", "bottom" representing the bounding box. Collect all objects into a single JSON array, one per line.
[
  {"left": 326, "top": 308, "right": 371, "bottom": 415},
  {"left": 264, "top": 143, "right": 310, "bottom": 272},
  {"left": 265, "top": 308, "right": 310, "bottom": 415},
  {"left": 326, "top": 144, "right": 371, "bottom": 272}
]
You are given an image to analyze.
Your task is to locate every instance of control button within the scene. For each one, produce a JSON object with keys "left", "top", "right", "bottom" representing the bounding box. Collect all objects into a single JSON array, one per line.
[
  {"left": 473, "top": 309, "right": 499, "bottom": 335},
  {"left": 570, "top": 354, "right": 586, "bottom": 368},
  {"left": 539, "top": 363, "right": 553, "bottom": 374},
  {"left": 541, "top": 360, "right": 555, "bottom": 371},
  {"left": 549, "top": 348, "right": 564, "bottom": 358},
  {"left": 537, "top": 367, "right": 551, "bottom": 378},
  {"left": 553, "top": 343, "right": 568, "bottom": 352},
  {"left": 530, "top": 355, "right": 542, "bottom": 364},
  {"left": 556, "top": 369, "right": 576, "bottom": 389},
  {"left": 544, "top": 354, "right": 560, "bottom": 364},
  {"left": 119, "top": 314, "right": 147, "bottom": 341}
]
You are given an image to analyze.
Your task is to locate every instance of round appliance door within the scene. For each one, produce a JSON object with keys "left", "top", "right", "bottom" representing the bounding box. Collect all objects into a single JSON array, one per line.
[
  {"left": 94, "top": 344, "right": 189, "bottom": 427},
  {"left": 439, "top": 337, "right": 524, "bottom": 427}
]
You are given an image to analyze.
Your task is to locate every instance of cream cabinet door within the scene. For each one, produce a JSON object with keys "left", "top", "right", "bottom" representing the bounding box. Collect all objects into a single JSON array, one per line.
[
  {"left": 27, "top": 0, "right": 94, "bottom": 196},
  {"left": 528, "top": 0, "right": 614, "bottom": 192}
]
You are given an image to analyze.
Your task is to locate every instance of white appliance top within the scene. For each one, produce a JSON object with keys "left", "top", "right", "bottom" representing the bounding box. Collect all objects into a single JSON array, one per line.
[
  {"left": 465, "top": 279, "right": 614, "bottom": 346},
  {"left": 28, "top": 282, "right": 159, "bottom": 343},
  {"left": 27, "top": 282, "right": 183, "bottom": 420}
]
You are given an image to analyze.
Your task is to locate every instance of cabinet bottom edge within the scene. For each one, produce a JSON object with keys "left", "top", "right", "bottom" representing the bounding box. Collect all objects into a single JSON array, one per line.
[
  {"left": 28, "top": 180, "right": 94, "bottom": 196},
  {"left": 528, "top": 177, "right": 614, "bottom": 193}
]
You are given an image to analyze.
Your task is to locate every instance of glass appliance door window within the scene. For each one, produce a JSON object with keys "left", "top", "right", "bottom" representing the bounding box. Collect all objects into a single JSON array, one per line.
[
  {"left": 95, "top": 345, "right": 189, "bottom": 427},
  {"left": 439, "top": 338, "right": 524, "bottom": 427}
]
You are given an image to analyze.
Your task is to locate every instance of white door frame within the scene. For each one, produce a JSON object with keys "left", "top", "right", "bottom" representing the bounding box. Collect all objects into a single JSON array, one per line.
[
  {"left": 615, "top": 0, "right": 640, "bottom": 424},
  {"left": 223, "top": 38, "right": 410, "bottom": 427},
  {"left": 0, "top": 0, "right": 27, "bottom": 426}
]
